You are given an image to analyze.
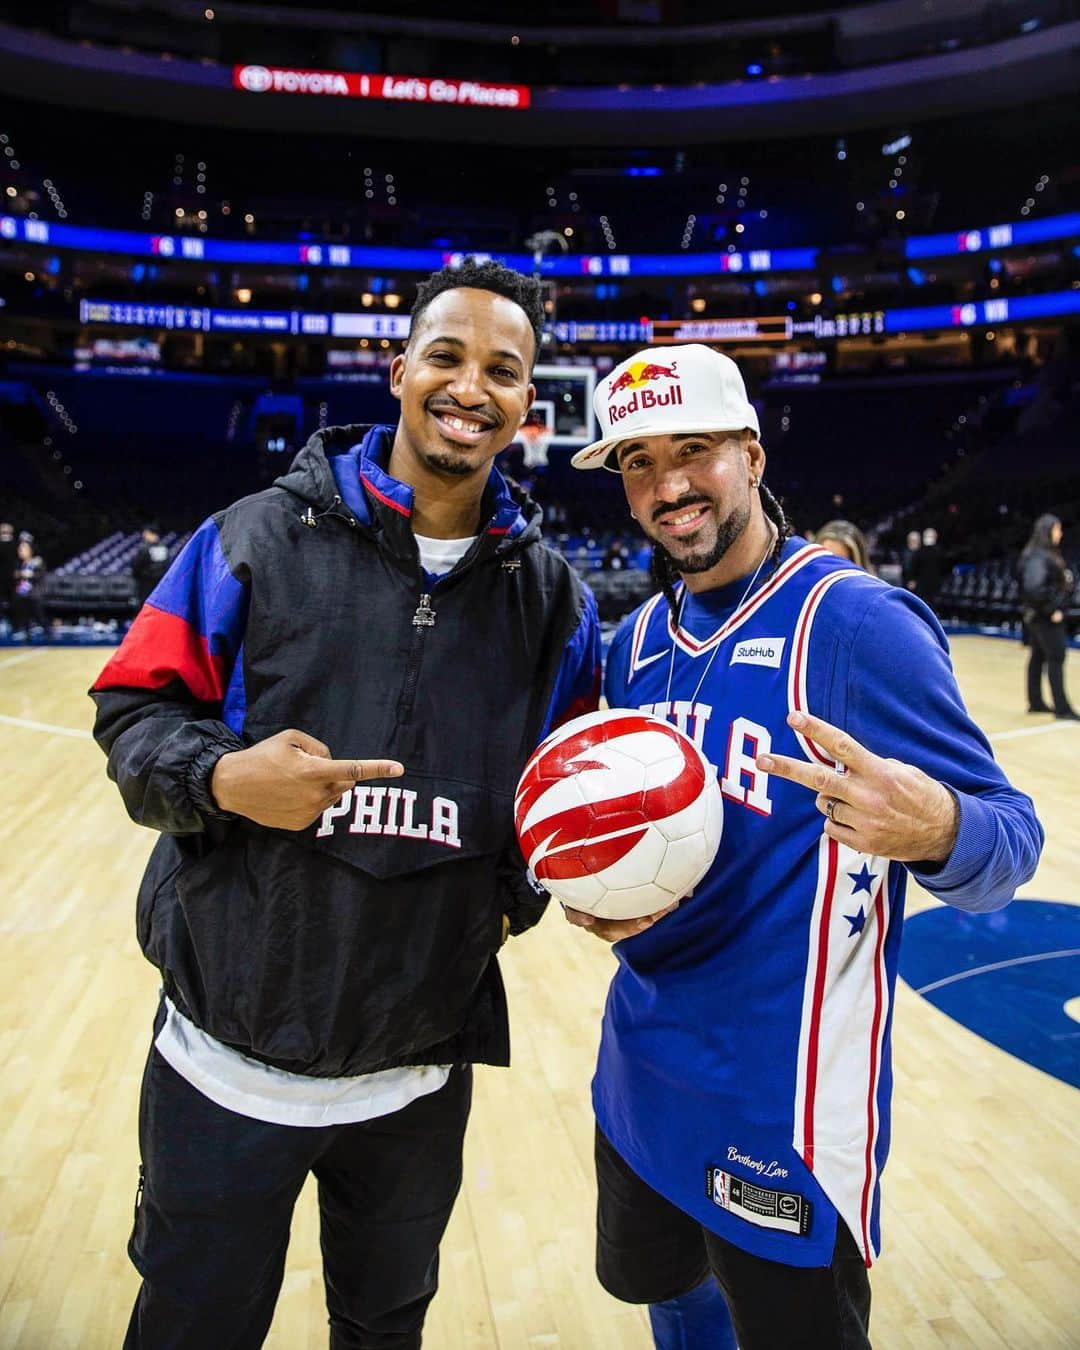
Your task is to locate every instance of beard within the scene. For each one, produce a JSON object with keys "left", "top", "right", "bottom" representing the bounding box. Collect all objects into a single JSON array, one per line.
[
  {"left": 417, "top": 445, "right": 479, "bottom": 478},
  {"left": 653, "top": 496, "right": 751, "bottom": 575}
]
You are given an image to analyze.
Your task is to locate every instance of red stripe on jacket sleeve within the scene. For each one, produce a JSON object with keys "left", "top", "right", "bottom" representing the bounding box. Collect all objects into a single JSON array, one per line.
[
  {"left": 92, "top": 603, "right": 231, "bottom": 704},
  {"left": 552, "top": 664, "right": 601, "bottom": 730}
]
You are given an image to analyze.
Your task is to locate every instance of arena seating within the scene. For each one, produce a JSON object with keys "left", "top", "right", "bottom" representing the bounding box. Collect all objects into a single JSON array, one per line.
[
  {"left": 936, "top": 556, "right": 1080, "bottom": 633},
  {"left": 45, "top": 530, "right": 190, "bottom": 616},
  {"left": 53, "top": 530, "right": 186, "bottom": 578}
]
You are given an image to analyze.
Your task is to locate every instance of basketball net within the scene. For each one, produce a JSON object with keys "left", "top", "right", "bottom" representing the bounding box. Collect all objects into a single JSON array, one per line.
[{"left": 519, "top": 423, "right": 553, "bottom": 468}]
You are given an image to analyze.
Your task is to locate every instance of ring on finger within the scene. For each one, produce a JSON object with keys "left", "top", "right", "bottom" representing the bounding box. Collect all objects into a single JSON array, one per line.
[{"left": 825, "top": 797, "right": 840, "bottom": 824}]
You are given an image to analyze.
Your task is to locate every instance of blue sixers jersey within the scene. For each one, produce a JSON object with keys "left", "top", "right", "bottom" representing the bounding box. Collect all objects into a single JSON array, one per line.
[{"left": 594, "top": 538, "right": 1042, "bottom": 1269}]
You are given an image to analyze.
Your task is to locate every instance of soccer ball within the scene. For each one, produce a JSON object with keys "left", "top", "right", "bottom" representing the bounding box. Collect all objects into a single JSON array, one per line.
[{"left": 514, "top": 708, "right": 723, "bottom": 921}]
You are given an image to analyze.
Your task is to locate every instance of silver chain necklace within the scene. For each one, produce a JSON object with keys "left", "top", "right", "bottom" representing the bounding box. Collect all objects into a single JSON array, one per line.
[{"left": 664, "top": 528, "right": 777, "bottom": 709}]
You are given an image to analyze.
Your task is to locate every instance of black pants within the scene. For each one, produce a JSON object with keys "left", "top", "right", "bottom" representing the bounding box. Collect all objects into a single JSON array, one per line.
[
  {"left": 595, "top": 1127, "right": 872, "bottom": 1350},
  {"left": 10, "top": 593, "right": 44, "bottom": 632},
  {"left": 1026, "top": 617, "right": 1073, "bottom": 715},
  {"left": 124, "top": 1042, "right": 472, "bottom": 1350}
]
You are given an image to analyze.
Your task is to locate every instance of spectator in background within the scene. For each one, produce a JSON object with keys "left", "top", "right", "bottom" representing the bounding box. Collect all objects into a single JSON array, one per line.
[
  {"left": 1019, "top": 513, "right": 1077, "bottom": 720},
  {"left": 913, "top": 527, "right": 943, "bottom": 612},
  {"left": 11, "top": 536, "right": 47, "bottom": 638},
  {"left": 130, "top": 523, "right": 171, "bottom": 609},
  {"left": 0, "top": 522, "right": 16, "bottom": 628},
  {"left": 604, "top": 540, "right": 631, "bottom": 571},
  {"left": 901, "top": 530, "right": 921, "bottom": 590},
  {"left": 815, "top": 520, "right": 871, "bottom": 573}
]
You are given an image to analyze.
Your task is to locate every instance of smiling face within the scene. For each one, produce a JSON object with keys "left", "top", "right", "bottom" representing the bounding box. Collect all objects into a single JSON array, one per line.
[
  {"left": 616, "top": 430, "right": 764, "bottom": 577},
  {"left": 389, "top": 286, "right": 535, "bottom": 484}
]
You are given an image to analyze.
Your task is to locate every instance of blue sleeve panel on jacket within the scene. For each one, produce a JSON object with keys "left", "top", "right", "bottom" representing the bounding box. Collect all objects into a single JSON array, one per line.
[
  {"left": 539, "top": 585, "right": 602, "bottom": 741},
  {"left": 148, "top": 517, "right": 248, "bottom": 655},
  {"left": 810, "top": 582, "right": 1043, "bottom": 914},
  {"left": 93, "top": 518, "right": 249, "bottom": 707}
]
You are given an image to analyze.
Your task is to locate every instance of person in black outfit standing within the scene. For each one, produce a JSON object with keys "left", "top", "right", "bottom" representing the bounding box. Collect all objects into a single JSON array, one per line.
[
  {"left": 913, "top": 526, "right": 943, "bottom": 612},
  {"left": 901, "top": 529, "right": 921, "bottom": 591},
  {"left": 12, "top": 535, "right": 47, "bottom": 636},
  {"left": 1019, "top": 513, "right": 1077, "bottom": 719},
  {"left": 130, "top": 523, "right": 171, "bottom": 609},
  {"left": 0, "top": 521, "right": 17, "bottom": 628}
]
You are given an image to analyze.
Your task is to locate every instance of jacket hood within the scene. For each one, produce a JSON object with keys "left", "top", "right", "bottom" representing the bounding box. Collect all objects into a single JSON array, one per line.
[{"left": 274, "top": 423, "right": 543, "bottom": 548}]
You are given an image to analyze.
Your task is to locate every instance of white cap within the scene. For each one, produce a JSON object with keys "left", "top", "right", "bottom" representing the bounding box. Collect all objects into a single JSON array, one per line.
[{"left": 571, "top": 343, "right": 760, "bottom": 470}]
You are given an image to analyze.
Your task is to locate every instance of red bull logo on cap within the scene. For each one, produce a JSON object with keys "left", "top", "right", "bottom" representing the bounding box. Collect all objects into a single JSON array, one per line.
[
  {"left": 606, "top": 358, "right": 683, "bottom": 426},
  {"left": 607, "top": 359, "right": 680, "bottom": 400}
]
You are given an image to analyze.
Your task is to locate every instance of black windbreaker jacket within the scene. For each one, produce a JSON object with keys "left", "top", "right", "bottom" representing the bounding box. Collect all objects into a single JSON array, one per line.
[
  {"left": 1019, "top": 546, "right": 1071, "bottom": 621},
  {"left": 91, "top": 425, "right": 598, "bottom": 1077}
]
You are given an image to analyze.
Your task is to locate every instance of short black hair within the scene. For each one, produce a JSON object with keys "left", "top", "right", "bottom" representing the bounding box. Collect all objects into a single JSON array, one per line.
[{"left": 409, "top": 258, "right": 544, "bottom": 370}]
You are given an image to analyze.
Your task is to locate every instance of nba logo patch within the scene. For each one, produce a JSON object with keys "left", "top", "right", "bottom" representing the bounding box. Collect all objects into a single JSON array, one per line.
[{"left": 711, "top": 1168, "right": 728, "bottom": 1209}]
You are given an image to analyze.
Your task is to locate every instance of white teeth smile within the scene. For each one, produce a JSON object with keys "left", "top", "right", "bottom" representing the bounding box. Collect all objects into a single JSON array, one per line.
[
  {"left": 668, "top": 508, "right": 706, "bottom": 525},
  {"left": 439, "top": 414, "right": 488, "bottom": 432}
]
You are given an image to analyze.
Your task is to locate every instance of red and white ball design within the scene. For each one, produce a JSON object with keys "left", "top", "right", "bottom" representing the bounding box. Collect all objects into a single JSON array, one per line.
[{"left": 514, "top": 708, "right": 723, "bottom": 920}]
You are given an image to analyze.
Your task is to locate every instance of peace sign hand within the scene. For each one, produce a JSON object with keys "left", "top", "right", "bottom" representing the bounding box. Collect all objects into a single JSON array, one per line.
[{"left": 755, "top": 711, "right": 959, "bottom": 865}]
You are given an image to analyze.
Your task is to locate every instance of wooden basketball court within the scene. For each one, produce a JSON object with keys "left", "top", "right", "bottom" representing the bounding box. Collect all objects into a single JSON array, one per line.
[{"left": 1, "top": 636, "right": 1077, "bottom": 1349}]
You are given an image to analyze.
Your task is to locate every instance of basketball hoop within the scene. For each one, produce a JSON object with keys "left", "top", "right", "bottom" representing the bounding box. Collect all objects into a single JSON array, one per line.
[{"left": 519, "top": 422, "right": 553, "bottom": 468}]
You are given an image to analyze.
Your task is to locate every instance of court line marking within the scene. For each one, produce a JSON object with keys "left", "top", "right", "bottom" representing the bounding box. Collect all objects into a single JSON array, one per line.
[
  {"left": 989, "top": 722, "right": 1079, "bottom": 742},
  {"left": 0, "top": 712, "right": 93, "bottom": 740},
  {"left": 915, "top": 948, "right": 1080, "bottom": 995},
  {"left": 0, "top": 650, "right": 47, "bottom": 671}
]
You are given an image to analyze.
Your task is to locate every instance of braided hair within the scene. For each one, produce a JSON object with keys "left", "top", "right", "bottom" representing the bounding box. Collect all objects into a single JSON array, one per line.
[
  {"left": 650, "top": 480, "right": 793, "bottom": 623},
  {"left": 760, "top": 481, "right": 793, "bottom": 563}
]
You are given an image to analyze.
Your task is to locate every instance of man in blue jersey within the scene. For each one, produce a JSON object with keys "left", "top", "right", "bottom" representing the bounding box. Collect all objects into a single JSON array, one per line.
[
  {"left": 91, "top": 259, "right": 600, "bottom": 1349},
  {"left": 567, "top": 344, "right": 1043, "bottom": 1350}
]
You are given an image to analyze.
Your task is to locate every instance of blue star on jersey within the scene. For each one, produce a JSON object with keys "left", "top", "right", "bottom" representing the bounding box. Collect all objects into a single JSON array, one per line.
[
  {"left": 848, "top": 862, "right": 877, "bottom": 896},
  {"left": 844, "top": 906, "right": 867, "bottom": 937}
]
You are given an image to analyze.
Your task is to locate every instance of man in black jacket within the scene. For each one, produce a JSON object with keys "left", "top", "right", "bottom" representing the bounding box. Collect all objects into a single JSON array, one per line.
[
  {"left": 912, "top": 526, "right": 943, "bottom": 612},
  {"left": 129, "top": 522, "right": 171, "bottom": 609},
  {"left": 91, "top": 259, "right": 600, "bottom": 1349}
]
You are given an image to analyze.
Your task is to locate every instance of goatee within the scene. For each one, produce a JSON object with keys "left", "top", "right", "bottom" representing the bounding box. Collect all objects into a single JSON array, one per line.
[
  {"left": 658, "top": 498, "right": 750, "bottom": 575},
  {"left": 420, "top": 448, "right": 477, "bottom": 478}
]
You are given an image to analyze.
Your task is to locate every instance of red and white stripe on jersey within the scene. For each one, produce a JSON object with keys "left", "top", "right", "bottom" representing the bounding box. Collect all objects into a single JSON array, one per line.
[
  {"left": 629, "top": 591, "right": 668, "bottom": 676},
  {"left": 667, "top": 544, "right": 830, "bottom": 657},
  {"left": 787, "top": 567, "right": 862, "bottom": 767},
  {"left": 793, "top": 834, "right": 892, "bottom": 1266}
]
